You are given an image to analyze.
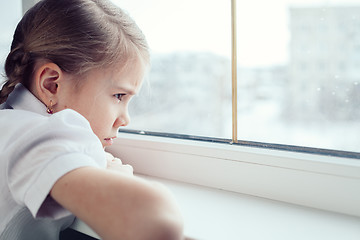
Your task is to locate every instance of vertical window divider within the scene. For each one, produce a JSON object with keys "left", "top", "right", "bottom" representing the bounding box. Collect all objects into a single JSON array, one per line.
[{"left": 231, "top": 0, "right": 238, "bottom": 143}]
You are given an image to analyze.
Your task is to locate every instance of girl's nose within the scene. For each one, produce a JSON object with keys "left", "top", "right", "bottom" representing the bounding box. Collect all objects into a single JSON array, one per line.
[{"left": 114, "top": 112, "right": 130, "bottom": 128}]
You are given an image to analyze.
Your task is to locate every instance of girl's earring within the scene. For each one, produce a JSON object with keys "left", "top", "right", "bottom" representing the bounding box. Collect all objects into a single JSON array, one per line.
[{"left": 46, "top": 100, "right": 54, "bottom": 114}]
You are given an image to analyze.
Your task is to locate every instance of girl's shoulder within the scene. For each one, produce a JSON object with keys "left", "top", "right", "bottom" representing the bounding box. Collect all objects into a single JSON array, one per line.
[
  {"left": 0, "top": 108, "right": 106, "bottom": 169},
  {"left": 0, "top": 108, "right": 99, "bottom": 152},
  {"left": 0, "top": 108, "right": 91, "bottom": 130},
  {"left": 0, "top": 109, "right": 48, "bottom": 131}
]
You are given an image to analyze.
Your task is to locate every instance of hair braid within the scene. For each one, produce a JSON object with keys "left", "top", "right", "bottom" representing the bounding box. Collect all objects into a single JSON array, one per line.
[{"left": 0, "top": 45, "right": 32, "bottom": 104}]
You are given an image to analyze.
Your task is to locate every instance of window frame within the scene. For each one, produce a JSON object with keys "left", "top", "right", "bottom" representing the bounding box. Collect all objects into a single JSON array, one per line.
[{"left": 107, "top": 131, "right": 360, "bottom": 217}]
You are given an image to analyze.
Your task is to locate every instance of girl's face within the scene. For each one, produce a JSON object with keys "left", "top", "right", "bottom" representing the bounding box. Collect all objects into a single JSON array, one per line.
[{"left": 57, "top": 58, "right": 146, "bottom": 147}]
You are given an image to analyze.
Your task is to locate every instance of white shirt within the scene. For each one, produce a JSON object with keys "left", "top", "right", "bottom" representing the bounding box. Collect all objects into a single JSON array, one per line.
[{"left": 0, "top": 84, "right": 106, "bottom": 239}]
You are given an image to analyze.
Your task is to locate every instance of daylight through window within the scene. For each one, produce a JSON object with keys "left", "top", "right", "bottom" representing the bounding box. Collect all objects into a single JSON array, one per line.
[
  {"left": 1, "top": 0, "right": 359, "bottom": 154},
  {"left": 111, "top": 0, "right": 360, "bottom": 154}
]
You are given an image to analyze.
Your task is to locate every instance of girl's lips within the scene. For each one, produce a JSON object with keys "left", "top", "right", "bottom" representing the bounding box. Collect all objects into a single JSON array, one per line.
[{"left": 104, "top": 137, "right": 116, "bottom": 146}]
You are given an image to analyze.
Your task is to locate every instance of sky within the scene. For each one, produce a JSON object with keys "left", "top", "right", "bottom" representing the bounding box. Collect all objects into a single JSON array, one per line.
[
  {"left": 112, "top": 0, "right": 360, "bottom": 67},
  {"left": 1, "top": 0, "right": 360, "bottom": 67},
  {"left": 112, "top": 0, "right": 231, "bottom": 58}
]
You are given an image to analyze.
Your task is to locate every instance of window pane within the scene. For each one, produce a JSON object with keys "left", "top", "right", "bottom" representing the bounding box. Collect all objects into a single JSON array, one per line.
[
  {"left": 0, "top": 1, "right": 22, "bottom": 84},
  {"left": 111, "top": 0, "right": 232, "bottom": 139},
  {"left": 237, "top": 0, "right": 360, "bottom": 152}
]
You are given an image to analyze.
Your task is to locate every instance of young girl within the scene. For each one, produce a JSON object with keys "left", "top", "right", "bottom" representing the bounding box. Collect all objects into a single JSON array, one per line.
[{"left": 0, "top": 0, "right": 184, "bottom": 239}]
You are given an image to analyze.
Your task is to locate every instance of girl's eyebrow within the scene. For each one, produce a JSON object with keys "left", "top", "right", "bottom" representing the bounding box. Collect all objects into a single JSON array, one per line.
[{"left": 113, "top": 85, "right": 137, "bottom": 95}]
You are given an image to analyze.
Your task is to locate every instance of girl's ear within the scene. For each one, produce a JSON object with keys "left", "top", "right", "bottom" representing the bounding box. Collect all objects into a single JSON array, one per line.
[{"left": 34, "top": 62, "right": 63, "bottom": 102}]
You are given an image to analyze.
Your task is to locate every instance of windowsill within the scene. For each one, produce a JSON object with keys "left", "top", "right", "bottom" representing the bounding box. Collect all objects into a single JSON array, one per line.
[
  {"left": 107, "top": 132, "right": 360, "bottom": 217},
  {"left": 72, "top": 132, "right": 360, "bottom": 239},
  {"left": 71, "top": 175, "right": 360, "bottom": 240}
]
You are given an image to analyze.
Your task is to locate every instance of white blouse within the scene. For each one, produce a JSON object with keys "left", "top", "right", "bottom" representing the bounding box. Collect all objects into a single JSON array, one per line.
[{"left": 0, "top": 84, "right": 106, "bottom": 239}]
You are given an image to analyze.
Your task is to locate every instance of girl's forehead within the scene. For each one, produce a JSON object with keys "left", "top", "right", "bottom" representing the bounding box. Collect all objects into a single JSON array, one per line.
[{"left": 104, "top": 58, "right": 147, "bottom": 89}]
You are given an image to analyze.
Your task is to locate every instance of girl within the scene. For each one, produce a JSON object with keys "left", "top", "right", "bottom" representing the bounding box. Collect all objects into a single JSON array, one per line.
[{"left": 0, "top": 0, "right": 184, "bottom": 240}]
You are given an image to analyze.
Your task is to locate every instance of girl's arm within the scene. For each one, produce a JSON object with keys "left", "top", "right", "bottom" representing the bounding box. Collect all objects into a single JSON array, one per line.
[{"left": 50, "top": 167, "right": 184, "bottom": 240}]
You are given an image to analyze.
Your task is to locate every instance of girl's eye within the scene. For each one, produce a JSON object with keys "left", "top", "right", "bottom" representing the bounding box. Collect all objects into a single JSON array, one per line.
[{"left": 114, "top": 93, "right": 126, "bottom": 101}]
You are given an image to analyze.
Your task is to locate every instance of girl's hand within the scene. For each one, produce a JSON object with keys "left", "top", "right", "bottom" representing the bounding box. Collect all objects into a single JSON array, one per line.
[{"left": 105, "top": 152, "right": 134, "bottom": 176}]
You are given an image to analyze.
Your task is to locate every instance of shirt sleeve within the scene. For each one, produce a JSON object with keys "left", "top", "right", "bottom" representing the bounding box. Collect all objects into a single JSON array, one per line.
[{"left": 6, "top": 109, "right": 106, "bottom": 219}]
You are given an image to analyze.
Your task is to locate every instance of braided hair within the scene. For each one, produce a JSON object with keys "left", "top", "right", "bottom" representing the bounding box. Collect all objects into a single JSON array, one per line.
[{"left": 0, "top": 45, "right": 34, "bottom": 103}]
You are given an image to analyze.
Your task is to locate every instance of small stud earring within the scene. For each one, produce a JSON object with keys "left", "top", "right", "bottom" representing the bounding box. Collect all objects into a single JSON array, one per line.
[{"left": 46, "top": 100, "right": 54, "bottom": 114}]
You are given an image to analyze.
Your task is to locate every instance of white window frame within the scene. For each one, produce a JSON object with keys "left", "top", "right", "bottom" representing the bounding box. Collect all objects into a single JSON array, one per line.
[{"left": 107, "top": 132, "right": 360, "bottom": 217}]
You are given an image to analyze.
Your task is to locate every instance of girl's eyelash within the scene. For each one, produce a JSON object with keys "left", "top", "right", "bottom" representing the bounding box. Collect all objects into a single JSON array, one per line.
[{"left": 114, "top": 93, "right": 126, "bottom": 101}]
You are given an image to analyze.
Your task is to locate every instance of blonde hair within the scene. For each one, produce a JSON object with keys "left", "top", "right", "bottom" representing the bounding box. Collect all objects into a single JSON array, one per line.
[{"left": 0, "top": 0, "right": 149, "bottom": 104}]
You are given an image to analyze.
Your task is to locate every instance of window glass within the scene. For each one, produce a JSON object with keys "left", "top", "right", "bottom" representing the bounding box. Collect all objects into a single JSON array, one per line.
[
  {"left": 0, "top": 1, "right": 22, "bottom": 84},
  {"left": 3, "top": 1, "right": 358, "bottom": 153},
  {"left": 236, "top": 0, "right": 360, "bottom": 152},
  {"left": 111, "top": 0, "right": 233, "bottom": 139}
]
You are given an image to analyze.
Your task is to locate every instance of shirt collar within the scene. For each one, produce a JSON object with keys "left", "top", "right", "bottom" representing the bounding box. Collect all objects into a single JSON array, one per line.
[{"left": 5, "top": 84, "right": 48, "bottom": 116}]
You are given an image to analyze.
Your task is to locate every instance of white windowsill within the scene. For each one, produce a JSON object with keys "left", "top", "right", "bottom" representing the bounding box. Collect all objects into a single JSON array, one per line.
[
  {"left": 72, "top": 175, "right": 360, "bottom": 240},
  {"left": 72, "top": 133, "right": 360, "bottom": 239},
  {"left": 107, "top": 133, "right": 360, "bottom": 217}
]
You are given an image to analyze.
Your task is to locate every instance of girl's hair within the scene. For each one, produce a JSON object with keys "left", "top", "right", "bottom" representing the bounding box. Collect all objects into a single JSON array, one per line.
[{"left": 0, "top": 0, "right": 149, "bottom": 104}]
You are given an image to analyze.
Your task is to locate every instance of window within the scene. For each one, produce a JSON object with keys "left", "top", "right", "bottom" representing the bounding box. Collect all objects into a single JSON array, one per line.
[
  {"left": 111, "top": 0, "right": 232, "bottom": 139},
  {"left": 112, "top": 0, "right": 360, "bottom": 155},
  {"left": 8, "top": 0, "right": 358, "bottom": 220},
  {"left": 0, "top": 1, "right": 22, "bottom": 85},
  {"left": 107, "top": 1, "right": 360, "bottom": 217}
]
